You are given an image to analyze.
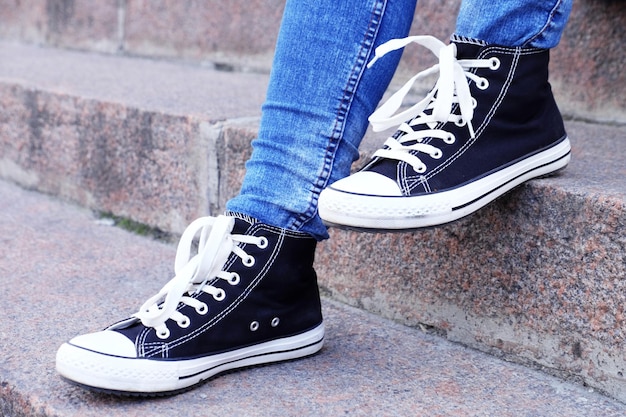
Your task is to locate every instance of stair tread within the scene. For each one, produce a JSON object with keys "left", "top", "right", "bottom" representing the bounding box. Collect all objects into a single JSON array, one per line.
[
  {"left": 0, "top": 41, "right": 269, "bottom": 120},
  {"left": 1, "top": 179, "right": 624, "bottom": 416}
]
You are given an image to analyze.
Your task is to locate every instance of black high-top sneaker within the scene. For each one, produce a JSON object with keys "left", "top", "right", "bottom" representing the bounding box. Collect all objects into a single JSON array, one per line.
[
  {"left": 56, "top": 214, "right": 324, "bottom": 395},
  {"left": 318, "top": 35, "right": 571, "bottom": 230}
]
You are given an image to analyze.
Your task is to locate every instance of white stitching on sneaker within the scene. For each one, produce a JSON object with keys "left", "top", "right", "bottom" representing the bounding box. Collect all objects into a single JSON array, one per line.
[
  {"left": 366, "top": 35, "right": 497, "bottom": 173},
  {"left": 131, "top": 215, "right": 266, "bottom": 340},
  {"left": 138, "top": 229, "right": 288, "bottom": 357},
  {"left": 415, "top": 48, "right": 520, "bottom": 190}
]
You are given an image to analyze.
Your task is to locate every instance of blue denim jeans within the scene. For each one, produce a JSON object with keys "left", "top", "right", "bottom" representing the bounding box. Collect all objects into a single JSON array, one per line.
[{"left": 226, "top": 0, "right": 573, "bottom": 240}]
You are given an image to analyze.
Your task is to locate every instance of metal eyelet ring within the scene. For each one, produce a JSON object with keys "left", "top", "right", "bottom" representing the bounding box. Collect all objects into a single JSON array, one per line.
[
  {"left": 257, "top": 236, "right": 268, "bottom": 249},
  {"left": 157, "top": 328, "right": 170, "bottom": 339},
  {"left": 196, "top": 303, "right": 208, "bottom": 315},
  {"left": 228, "top": 272, "right": 240, "bottom": 285},
  {"left": 489, "top": 57, "right": 501, "bottom": 70},
  {"left": 271, "top": 317, "right": 280, "bottom": 327},
  {"left": 476, "top": 78, "right": 489, "bottom": 90},
  {"left": 444, "top": 134, "right": 456, "bottom": 144},
  {"left": 213, "top": 288, "right": 226, "bottom": 301},
  {"left": 250, "top": 321, "right": 260, "bottom": 331},
  {"left": 416, "top": 165, "right": 427, "bottom": 174},
  {"left": 178, "top": 316, "right": 190, "bottom": 328},
  {"left": 431, "top": 149, "right": 443, "bottom": 159},
  {"left": 243, "top": 256, "right": 255, "bottom": 267}
]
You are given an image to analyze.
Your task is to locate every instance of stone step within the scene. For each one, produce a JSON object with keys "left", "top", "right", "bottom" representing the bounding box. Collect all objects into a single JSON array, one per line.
[
  {"left": 0, "top": 42, "right": 625, "bottom": 403},
  {"left": 0, "top": 0, "right": 624, "bottom": 123},
  {"left": 0, "top": 41, "right": 269, "bottom": 234},
  {"left": 1, "top": 179, "right": 625, "bottom": 416}
]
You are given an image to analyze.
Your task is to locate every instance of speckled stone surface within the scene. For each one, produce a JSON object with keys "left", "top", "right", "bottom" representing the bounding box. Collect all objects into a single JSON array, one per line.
[
  {"left": 1, "top": 179, "right": 626, "bottom": 416},
  {"left": 123, "top": 0, "right": 284, "bottom": 68},
  {"left": 315, "top": 120, "right": 626, "bottom": 401},
  {"left": 0, "top": 42, "right": 267, "bottom": 234},
  {"left": 550, "top": 0, "right": 626, "bottom": 123}
]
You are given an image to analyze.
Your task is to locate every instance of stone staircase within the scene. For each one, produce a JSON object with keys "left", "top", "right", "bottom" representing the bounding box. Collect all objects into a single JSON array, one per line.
[{"left": 0, "top": 1, "right": 625, "bottom": 415}]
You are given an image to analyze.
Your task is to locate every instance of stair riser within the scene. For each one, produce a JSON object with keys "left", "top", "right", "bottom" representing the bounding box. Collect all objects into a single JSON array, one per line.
[{"left": 0, "top": 84, "right": 213, "bottom": 234}]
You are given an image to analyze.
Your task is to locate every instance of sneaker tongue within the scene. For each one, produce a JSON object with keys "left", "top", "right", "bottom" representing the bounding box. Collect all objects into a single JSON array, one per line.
[
  {"left": 367, "top": 37, "right": 487, "bottom": 180},
  {"left": 224, "top": 211, "right": 258, "bottom": 233},
  {"left": 450, "top": 37, "right": 485, "bottom": 60}
]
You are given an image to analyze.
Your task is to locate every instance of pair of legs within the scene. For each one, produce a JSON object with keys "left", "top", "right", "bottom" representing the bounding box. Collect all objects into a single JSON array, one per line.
[
  {"left": 227, "top": 0, "right": 573, "bottom": 240},
  {"left": 57, "top": 0, "right": 573, "bottom": 395}
]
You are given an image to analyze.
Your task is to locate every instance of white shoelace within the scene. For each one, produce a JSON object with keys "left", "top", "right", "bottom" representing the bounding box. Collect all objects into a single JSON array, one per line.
[
  {"left": 367, "top": 35, "right": 499, "bottom": 173},
  {"left": 133, "top": 215, "right": 267, "bottom": 339}
]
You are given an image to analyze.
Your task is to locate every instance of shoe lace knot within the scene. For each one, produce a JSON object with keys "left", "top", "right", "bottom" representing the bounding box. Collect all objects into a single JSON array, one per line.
[
  {"left": 367, "top": 35, "right": 499, "bottom": 173},
  {"left": 133, "top": 215, "right": 267, "bottom": 339}
]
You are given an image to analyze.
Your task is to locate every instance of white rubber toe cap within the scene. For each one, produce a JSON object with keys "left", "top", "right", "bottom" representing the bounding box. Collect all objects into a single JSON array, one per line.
[
  {"left": 329, "top": 171, "right": 402, "bottom": 196},
  {"left": 68, "top": 330, "right": 138, "bottom": 358}
]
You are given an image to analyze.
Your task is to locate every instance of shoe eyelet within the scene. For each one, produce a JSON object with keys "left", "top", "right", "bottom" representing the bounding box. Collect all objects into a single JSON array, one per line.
[
  {"left": 178, "top": 316, "right": 190, "bottom": 329},
  {"left": 476, "top": 78, "right": 489, "bottom": 90},
  {"left": 455, "top": 118, "right": 467, "bottom": 128},
  {"left": 257, "top": 236, "right": 268, "bottom": 249},
  {"left": 471, "top": 97, "right": 477, "bottom": 109},
  {"left": 250, "top": 321, "right": 259, "bottom": 331},
  {"left": 243, "top": 255, "right": 255, "bottom": 267},
  {"left": 415, "top": 165, "right": 427, "bottom": 174},
  {"left": 431, "top": 149, "right": 443, "bottom": 159},
  {"left": 157, "top": 328, "right": 170, "bottom": 339},
  {"left": 196, "top": 303, "right": 208, "bottom": 315},
  {"left": 271, "top": 317, "right": 280, "bottom": 327},
  {"left": 444, "top": 134, "right": 456, "bottom": 144},
  {"left": 213, "top": 288, "right": 226, "bottom": 301},
  {"left": 489, "top": 57, "right": 500, "bottom": 70},
  {"left": 228, "top": 272, "right": 240, "bottom": 285}
]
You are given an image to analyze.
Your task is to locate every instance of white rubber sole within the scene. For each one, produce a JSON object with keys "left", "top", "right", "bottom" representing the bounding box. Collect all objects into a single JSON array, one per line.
[
  {"left": 56, "top": 323, "right": 324, "bottom": 395},
  {"left": 319, "top": 138, "right": 571, "bottom": 230}
]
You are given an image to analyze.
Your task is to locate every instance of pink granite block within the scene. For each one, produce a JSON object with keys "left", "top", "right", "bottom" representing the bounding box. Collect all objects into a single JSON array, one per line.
[
  {"left": 0, "top": 0, "right": 120, "bottom": 52},
  {"left": 0, "top": 43, "right": 269, "bottom": 233},
  {"left": 0, "top": 84, "right": 211, "bottom": 233},
  {"left": 217, "top": 120, "right": 257, "bottom": 210},
  {"left": 123, "top": 0, "right": 284, "bottom": 65},
  {"left": 409, "top": 0, "right": 460, "bottom": 41},
  {"left": 549, "top": 0, "right": 626, "bottom": 123},
  {"left": 43, "top": 0, "right": 121, "bottom": 52},
  {"left": 0, "top": 0, "right": 47, "bottom": 43},
  {"left": 0, "top": 42, "right": 270, "bottom": 120}
]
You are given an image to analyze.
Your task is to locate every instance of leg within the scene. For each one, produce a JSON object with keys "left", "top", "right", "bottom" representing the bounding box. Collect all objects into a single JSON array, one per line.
[
  {"left": 56, "top": 0, "right": 417, "bottom": 395},
  {"left": 318, "top": 1, "right": 574, "bottom": 230},
  {"left": 455, "top": 0, "right": 573, "bottom": 48},
  {"left": 227, "top": 0, "right": 417, "bottom": 241}
]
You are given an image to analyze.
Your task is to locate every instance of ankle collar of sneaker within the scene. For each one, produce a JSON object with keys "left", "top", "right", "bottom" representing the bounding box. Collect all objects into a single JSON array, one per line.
[
  {"left": 224, "top": 211, "right": 317, "bottom": 240},
  {"left": 224, "top": 210, "right": 259, "bottom": 226},
  {"left": 450, "top": 34, "right": 487, "bottom": 47}
]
